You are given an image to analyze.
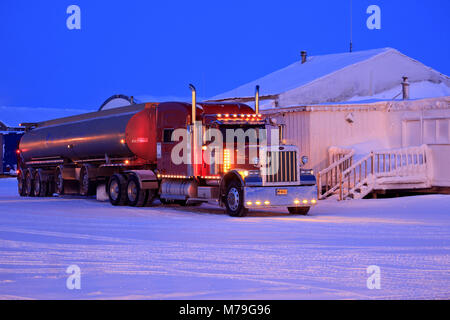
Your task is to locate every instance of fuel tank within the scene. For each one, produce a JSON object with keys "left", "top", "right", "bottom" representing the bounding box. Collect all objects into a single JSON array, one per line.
[{"left": 19, "top": 103, "right": 158, "bottom": 163}]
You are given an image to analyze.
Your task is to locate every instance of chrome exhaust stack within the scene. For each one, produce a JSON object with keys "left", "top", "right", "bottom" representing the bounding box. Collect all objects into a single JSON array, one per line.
[
  {"left": 255, "top": 85, "right": 260, "bottom": 114},
  {"left": 189, "top": 84, "right": 198, "bottom": 177}
]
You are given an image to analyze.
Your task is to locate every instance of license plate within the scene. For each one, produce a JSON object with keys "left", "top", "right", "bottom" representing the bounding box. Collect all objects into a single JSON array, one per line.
[{"left": 276, "top": 188, "right": 288, "bottom": 195}]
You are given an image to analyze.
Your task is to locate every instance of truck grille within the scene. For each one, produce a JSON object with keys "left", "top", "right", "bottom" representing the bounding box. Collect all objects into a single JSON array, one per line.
[{"left": 264, "top": 150, "right": 298, "bottom": 184}]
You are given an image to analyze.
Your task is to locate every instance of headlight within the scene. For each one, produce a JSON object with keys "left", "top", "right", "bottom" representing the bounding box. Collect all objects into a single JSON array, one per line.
[{"left": 301, "top": 156, "right": 309, "bottom": 165}]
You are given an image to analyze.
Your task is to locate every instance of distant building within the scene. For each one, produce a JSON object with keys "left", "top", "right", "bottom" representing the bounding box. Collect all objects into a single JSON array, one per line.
[{"left": 0, "top": 121, "right": 24, "bottom": 175}]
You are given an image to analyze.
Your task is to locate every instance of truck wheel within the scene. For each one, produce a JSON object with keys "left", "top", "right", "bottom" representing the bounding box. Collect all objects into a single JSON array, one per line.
[
  {"left": 225, "top": 181, "right": 247, "bottom": 217},
  {"left": 288, "top": 207, "right": 310, "bottom": 215},
  {"left": 126, "top": 175, "right": 148, "bottom": 207},
  {"left": 17, "top": 171, "right": 26, "bottom": 196},
  {"left": 79, "top": 166, "right": 96, "bottom": 196},
  {"left": 55, "top": 167, "right": 64, "bottom": 195},
  {"left": 33, "top": 170, "right": 48, "bottom": 197},
  {"left": 24, "top": 170, "right": 34, "bottom": 197},
  {"left": 108, "top": 174, "right": 128, "bottom": 206}
]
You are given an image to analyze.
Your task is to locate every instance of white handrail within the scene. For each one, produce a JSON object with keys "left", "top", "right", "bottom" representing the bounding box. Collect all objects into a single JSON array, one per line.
[
  {"left": 339, "top": 145, "right": 428, "bottom": 200},
  {"left": 317, "top": 149, "right": 355, "bottom": 200}
]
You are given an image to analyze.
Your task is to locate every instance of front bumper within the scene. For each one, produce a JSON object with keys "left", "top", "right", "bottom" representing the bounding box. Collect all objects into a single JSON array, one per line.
[{"left": 243, "top": 185, "right": 317, "bottom": 208}]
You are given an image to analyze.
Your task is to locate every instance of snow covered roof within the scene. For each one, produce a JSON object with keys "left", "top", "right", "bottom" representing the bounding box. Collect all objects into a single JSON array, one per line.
[
  {"left": 210, "top": 48, "right": 450, "bottom": 107},
  {"left": 212, "top": 48, "right": 391, "bottom": 99}
]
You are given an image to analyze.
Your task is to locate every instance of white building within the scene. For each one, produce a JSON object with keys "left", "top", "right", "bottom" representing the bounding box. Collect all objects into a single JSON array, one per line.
[
  {"left": 210, "top": 48, "right": 450, "bottom": 199},
  {"left": 210, "top": 48, "right": 450, "bottom": 107}
]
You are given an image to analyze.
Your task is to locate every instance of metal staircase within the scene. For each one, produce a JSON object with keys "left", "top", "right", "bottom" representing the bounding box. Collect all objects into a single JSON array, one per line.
[{"left": 318, "top": 145, "right": 430, "bottom": 200}]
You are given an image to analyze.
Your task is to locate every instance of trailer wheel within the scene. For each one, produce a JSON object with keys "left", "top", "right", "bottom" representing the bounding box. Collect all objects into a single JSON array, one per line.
[
  {"left": 55, "top": 167, "right": 64, "bottom": 195},
  {"left": 24, "top": 170, "right": 34, "bottom": 197},
  {"left": 17, "top": 171, "right": 26, "bottom": 196},
  {"left": 224, "top": 180, "right": 247, "bottom": 217},
  {"left": 108, "top": 174, "right": 128, "bottom": 206},
  {"left": 33, "top": 170, "right": 48, "bottom": 197},
  {"left": 288, "top": 207, "right": 310, "bottom": 215},
  {"left": 126, "top": 175, "right": 148, "bottom": 207},
  {"left": 79, "top": 166, "right": 96, "bottom": 196}
]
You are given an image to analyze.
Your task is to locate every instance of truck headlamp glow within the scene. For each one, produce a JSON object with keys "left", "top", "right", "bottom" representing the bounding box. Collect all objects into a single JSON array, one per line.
[{"left": 238, "top": 170, "right": 249, "bottom": 178}]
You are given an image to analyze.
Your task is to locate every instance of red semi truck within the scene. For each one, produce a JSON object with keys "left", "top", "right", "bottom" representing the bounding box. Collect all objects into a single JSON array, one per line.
[{"left": 16, "top": 86, "right": 317, "bottom": 216}]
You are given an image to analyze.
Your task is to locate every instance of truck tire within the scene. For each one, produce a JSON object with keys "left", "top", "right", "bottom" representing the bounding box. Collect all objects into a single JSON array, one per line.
[
  {"left": 33, "top": 170, "right": 48, "bottom": 197},
  {"left": 17, "top": 171, "right": 26, "bottom": 196},
  {"left": 55, "top": 167, "right": 64, "bottom": 195},
  {"left": 24, "top": 170, "right": 34, "bottom": 197},
  {"left": 108, "top": 174, "right": 128, "bottom": 206},
  {"left": 224, "top": 180, "right": 247, "bottom": 217},
  {"left": 126, "top": 175, "right": 148, "bottom": 207},
  {"left": 288, "top": 207, "right": 310, "bottom": 215},
  {"left": 79, "top": 166, "right": 96, "bottom": 196}
]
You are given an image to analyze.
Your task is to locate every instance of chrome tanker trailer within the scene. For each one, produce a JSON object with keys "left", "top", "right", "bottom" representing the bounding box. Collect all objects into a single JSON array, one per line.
[{"left": 17, "top": 87, "right": 317, "bottom": 216}]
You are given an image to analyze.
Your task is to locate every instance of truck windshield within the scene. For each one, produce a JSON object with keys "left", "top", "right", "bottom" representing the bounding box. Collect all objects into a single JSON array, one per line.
[{"left": 217, "top": 124, "right": 266, "bottom": 145}]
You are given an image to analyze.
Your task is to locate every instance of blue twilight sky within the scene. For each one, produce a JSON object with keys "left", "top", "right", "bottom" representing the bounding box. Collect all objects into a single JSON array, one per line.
[{"left": 0, "top": 0, "right": 449, "bottom": 109}]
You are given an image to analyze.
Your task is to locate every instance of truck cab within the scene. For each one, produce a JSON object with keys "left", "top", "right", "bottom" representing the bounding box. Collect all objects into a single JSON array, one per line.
[{"left": 155, "top": 96, "right": 317, "bottom": 216}]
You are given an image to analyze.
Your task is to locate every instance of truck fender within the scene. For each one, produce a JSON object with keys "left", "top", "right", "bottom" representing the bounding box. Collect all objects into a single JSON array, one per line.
[
  {"left": 219, "top": 170, "right": 245, "bottom": 205},
  {"left": 124, "top": 170, "right": 158, "bottom": 190}
]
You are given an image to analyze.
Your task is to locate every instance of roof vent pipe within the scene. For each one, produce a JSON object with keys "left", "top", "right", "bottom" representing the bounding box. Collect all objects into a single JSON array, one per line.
[
  {"left": 301, "top": 51, "right": 307, "bottom": 64},
  {"left": 255, "top": 85, "right": 260, "bottom": 114},
  {"left": 402, "top": 76, "right": 410, "bottom": 100}
]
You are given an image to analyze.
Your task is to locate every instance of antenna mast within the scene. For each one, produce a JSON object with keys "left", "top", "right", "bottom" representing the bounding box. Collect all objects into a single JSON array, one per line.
[{"left": 349, "top": 0, "right": 353, "bottom": 52}]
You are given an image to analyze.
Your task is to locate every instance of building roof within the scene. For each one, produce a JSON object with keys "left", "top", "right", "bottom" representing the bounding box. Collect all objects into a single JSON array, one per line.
[{"left": 210, "top": 48, "right": 450, "bottom": 106}]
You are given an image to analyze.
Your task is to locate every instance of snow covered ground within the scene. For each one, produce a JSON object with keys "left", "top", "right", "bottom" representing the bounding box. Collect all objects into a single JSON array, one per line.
[{"left": 0, "top": 177, "right": 449, "bottom": 300}]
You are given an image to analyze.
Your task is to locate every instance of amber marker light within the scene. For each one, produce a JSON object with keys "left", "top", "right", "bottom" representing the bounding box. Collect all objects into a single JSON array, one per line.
[
  {"left": 223, "top": 149, "right": 231, "bottom": 173},
  {"left": 264, "top": 200, "right": 270, "bottom": 205},
  {"left": 294, "top": 199, "right": 300, "bottom": 205},
  {"left": 120, "top": 139, "right": 126, "bottom": 144},
  {"left": 124, "top": 160, "right": 130, "bottom": 165},
  {"left": 246, "top": 201, "right": 253, "bottom": 206}
]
